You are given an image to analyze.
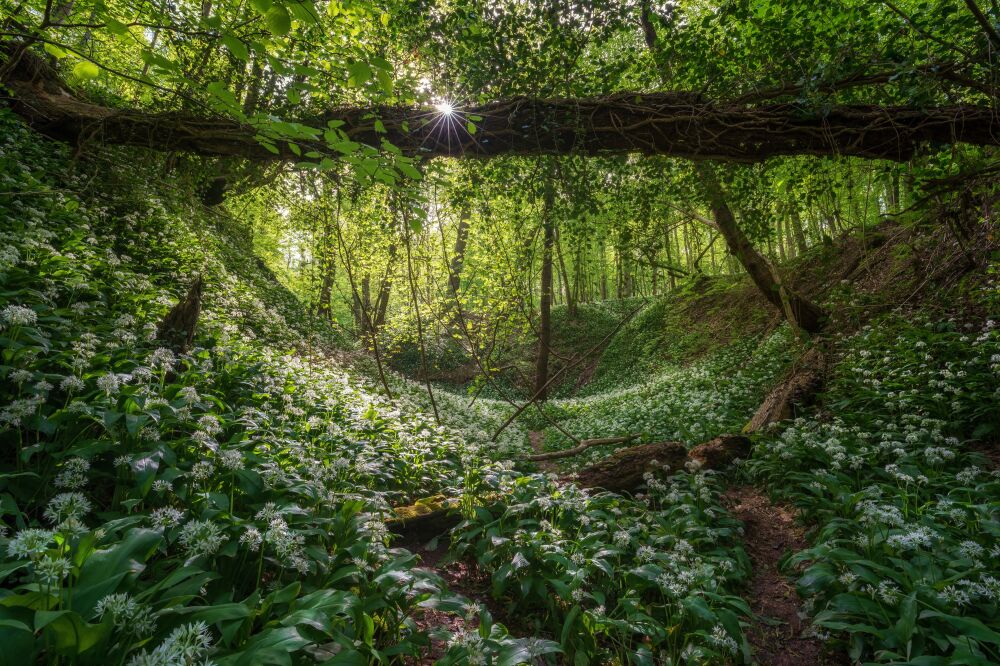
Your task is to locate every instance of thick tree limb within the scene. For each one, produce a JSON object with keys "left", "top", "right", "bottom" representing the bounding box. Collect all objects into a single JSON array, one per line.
[{"left": 4, "top": 45, "right": 1000, "bottom": 164}]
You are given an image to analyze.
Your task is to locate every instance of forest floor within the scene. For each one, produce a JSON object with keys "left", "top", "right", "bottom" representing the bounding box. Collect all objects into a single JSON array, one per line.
[
  {"left": 723, "top": 486, "right": 846, "bottom": 666},
  {"left": 407, "top": 538, "right": 504, "bottom": 664},
  {"left": 528, "top": 430, "right": 561, "bottom": 474}
]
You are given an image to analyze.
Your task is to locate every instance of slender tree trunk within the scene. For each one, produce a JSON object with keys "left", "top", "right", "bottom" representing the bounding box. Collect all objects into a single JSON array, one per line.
[
  {"left": 556, "top": 229, "right": 575, "bottom": 316},
  {"left": 403, "top": 205, "right": 440, "bottom": 423},
  {"left": 534, "top": 166, "right": 556, "bottom": 401},
  {"left": 790, "top": 207, "right": 808, "bottom": 255},
  {"left": 448, "top": 210, "right": 471, "bottom": 302},
  {"left": 663, "top": 220, "right": 677, "bottom": 290},
  {"left": 776, "top": 215, "right": 787, "bottom": 261}
]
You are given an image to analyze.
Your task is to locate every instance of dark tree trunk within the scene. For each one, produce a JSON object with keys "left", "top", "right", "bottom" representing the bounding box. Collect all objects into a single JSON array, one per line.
[
  {"left": 157, "top": 276, "right": 203, "bottom": 352},
  {"left": 534, "top": 170, "right": 556, "bottom": 401},
  {"left": 697, "top": 164, "right": 827, "bottom": 335}
]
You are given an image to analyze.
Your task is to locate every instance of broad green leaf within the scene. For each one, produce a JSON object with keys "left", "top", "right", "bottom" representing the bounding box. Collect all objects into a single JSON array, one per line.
[
  {"left": 222, "top": 34, "right": 249, "bottom": 61},
  {"left": 73, "top": 61, "right": 100, "bottom": 80},
  {"left": 44, "top": 43, "right": 68, "bottom": 59},
  {"left": 266, "top": 7, "right": 292, "bottom": 36}
]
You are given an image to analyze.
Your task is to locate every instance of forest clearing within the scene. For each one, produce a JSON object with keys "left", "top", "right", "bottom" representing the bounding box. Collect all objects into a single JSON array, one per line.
[{"left": 1, "top": 0, "right": 999, "bottom": 664}]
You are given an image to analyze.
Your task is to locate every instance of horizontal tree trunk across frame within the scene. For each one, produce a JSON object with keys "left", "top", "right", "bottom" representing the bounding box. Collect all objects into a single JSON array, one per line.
[{"left": 4, "top": 45, "right": 1000, "bottom": 164}]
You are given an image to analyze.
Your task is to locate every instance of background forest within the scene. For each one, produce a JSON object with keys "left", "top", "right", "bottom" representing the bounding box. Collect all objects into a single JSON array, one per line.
[{"left": 1, "top": 0, "right": 1000, "bottom": 664}]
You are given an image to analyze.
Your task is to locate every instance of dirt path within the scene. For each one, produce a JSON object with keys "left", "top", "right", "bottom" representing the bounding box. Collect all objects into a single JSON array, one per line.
[
  {"left": 403, "top": 538, "right": 503, "bottom": 664},
  {"left": 723, "top": 486, "right": 845, "bottom": 666},
  {"left": 528, "top": 430, "right": 561, "bottom": 474}
]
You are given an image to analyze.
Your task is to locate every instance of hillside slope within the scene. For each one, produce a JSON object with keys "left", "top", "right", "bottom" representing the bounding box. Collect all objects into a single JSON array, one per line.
[{"left": 0, "top": 113, "right": 547, "bottom": 664}]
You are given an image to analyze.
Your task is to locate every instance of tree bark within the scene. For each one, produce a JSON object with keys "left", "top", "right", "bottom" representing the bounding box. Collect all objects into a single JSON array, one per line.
[
  {"left": 534, "top": 168, "right": 556, "bottom": 401},
  {"left": 4, "top": 45, "right": 1000, "bottom": 164},
  {"left": 157, "top": 275, "right": 203, "bottom": 353},
  {"left": 447, "top": 209, "right": 470, "bottom": 302},
  {"left": 697, "top": 164, "right": 827, "bottom": 334}
]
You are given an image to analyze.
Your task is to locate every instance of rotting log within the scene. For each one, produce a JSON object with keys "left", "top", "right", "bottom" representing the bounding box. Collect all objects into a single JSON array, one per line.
[
  {"left": 390, "top": 495, "right": 461, "bottom": 544},
  {"left": 564, "top": 434, "right": 752, "bottom": 493},
  {"left": 5, "top": 44, "right": 1000, "bottom": 164},
  {"left": 563, "top": 440, "right": 689, "bottom": 494},
  {"left": 389, "top": 435, "right": 752, "bottom": 539},
  {"left": 745, "top": 347, "right": 827, "bottom": 433}
]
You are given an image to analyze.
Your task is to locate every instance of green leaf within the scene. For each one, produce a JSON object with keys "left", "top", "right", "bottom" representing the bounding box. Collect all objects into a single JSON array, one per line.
[
  {"left": 44, "top": 43, "right": 68, "bottom": 59},
  {"left": 287, "top": 1, "right": 319, "bottom": 24},
  {"left": 72, "top": 528, "right": 163, "bottom": 613},
  {"left": 920, "top": 611, "right": 1000, "bottom": 646},
  {"left": 251, "top": 0, "right": 273, "bottom": 14},
  {"left": 397, "top": 161, "right": 421, "bottom": 180},
  {"left": 42, "top": 611, "right": 110, "bottom": 656},
  {"left": 105, "top": 19, "right": 129, "bottom": 35},
  {"left": 222, "top": 34, "right": 249, "bottom": 61},
  {"left": 73, "top": 61, "right": 100, "bottom": 80},
  {"left": 347, "top": 62, "right": 372, "bottom": 88},
  {"left": 266, "top": 7, "right": 292, "bottom": 36}
]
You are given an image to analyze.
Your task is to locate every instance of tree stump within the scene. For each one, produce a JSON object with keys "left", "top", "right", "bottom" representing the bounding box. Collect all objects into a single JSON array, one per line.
[{"left": 156, "top": 276, "right": 203, "bottom": 353}]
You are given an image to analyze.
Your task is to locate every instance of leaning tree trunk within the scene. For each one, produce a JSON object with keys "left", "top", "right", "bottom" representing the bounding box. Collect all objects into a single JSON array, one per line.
[{"left": 697, "top": 164, "right": 827, "bottom": 335}]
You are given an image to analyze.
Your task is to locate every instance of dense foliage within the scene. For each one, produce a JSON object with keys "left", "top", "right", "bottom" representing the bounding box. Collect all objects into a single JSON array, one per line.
[
  {"left": 3, "top": 0, "right": 1000, "bottom": 663},
  {"left": 749, "top": 313, "right": 1000, "bottom": 663}
]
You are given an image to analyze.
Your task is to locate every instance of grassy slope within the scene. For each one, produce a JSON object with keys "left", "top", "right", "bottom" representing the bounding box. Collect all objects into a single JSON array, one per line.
[
  {"left": 0, "top": 113, "right": 534, "bottom": 664},
  {"left": 0, "top": 114, "right": 767, "bottom": 666}
]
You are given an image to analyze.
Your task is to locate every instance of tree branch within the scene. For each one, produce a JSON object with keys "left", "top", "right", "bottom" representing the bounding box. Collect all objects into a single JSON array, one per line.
[{"left": 4, "top": 44, "right": 1000, "bottom": 165}]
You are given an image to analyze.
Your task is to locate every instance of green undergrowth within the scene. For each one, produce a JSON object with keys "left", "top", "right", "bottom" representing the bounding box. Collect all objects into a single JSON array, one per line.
[
  {"left": 747, "top": 306, "right": 1000, "bottom": 664},
  {"left": 526, "top": 328, "right": 795, "bottom": 468},
  {"left": 584, "top": 276, "right": 770, "bottom": 396},
  {"left": 451, "top": 471, "right": 752, "bottom": 665},
  {"left": 0, "top": 114, "right": 543, "bottom": 665}
]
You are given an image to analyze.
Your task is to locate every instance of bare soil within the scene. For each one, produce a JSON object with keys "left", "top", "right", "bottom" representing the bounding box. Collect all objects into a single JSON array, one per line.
[
  {"left": 723, "top": 486, "right": 847, "bottom": 666},
  {"left": 405, "top": 540, "right": 500, "bottom": 664},
  {"left": 528, "top": 430, "right": 561, "bottom": 474}
]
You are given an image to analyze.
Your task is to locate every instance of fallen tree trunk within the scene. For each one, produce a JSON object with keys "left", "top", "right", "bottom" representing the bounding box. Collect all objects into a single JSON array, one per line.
[
  {"left": 564, "top": 434, "right": 752, "bottom": 494},
  {"left": 4, "top": 45, "right": 1000, "bottom": 164},
  {"left": 745, "top": 346, "right": 827, "bottom": 432}
]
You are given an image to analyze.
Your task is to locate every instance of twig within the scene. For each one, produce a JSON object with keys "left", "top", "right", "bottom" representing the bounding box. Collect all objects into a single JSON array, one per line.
[
  {"left": 525, "top": 433, "right": 641, "bottom": 462},
  {"left": 490, "top": 303, "right": 644, "bottom": 441}
]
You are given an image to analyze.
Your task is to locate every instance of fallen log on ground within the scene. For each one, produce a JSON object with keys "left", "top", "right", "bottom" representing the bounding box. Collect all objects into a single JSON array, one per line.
[
  {"left": 745, "top": 346, "right": 826, "bottom": 433},
  {"left": 388, "top": 346, "right": 827, "bottom": 539},
  {"left": 563, "top": 434, "right": 751, "bottom": 494}
]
